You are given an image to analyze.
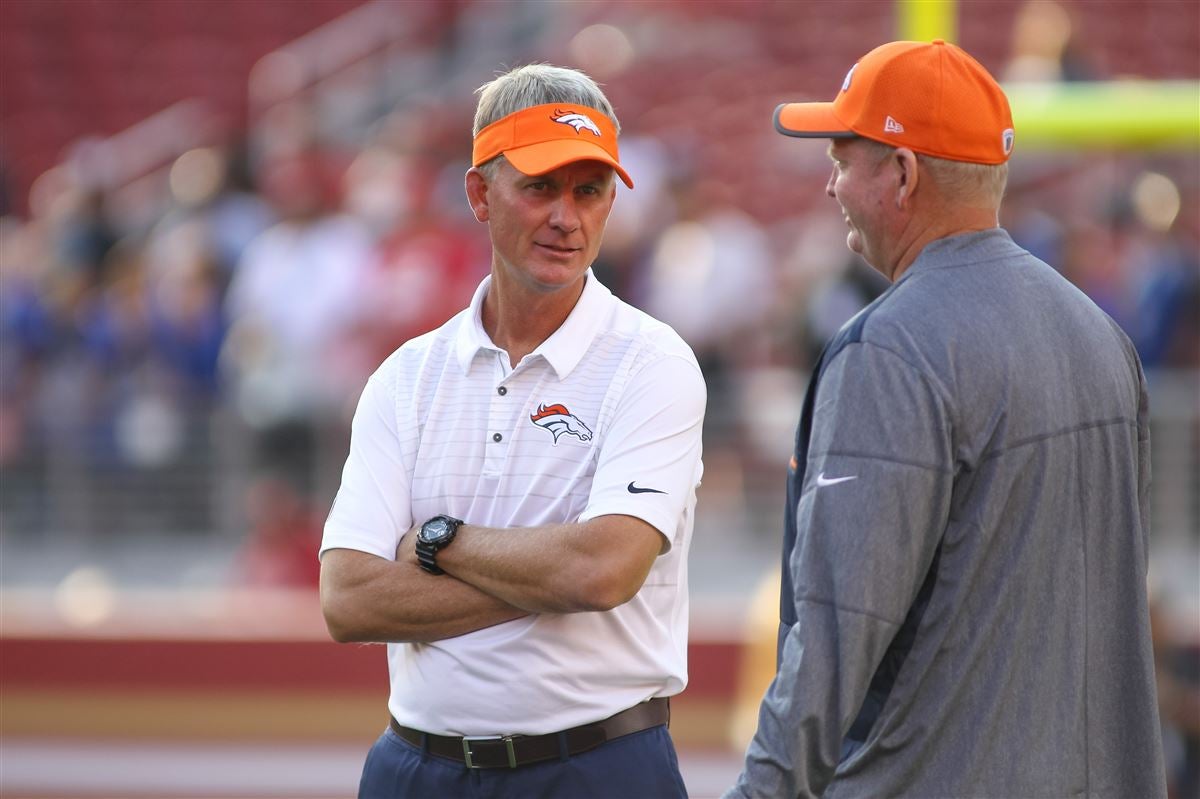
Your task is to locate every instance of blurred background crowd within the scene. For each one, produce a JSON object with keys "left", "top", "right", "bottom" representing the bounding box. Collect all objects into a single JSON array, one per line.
[{"left": 0, "top": 1, "right": 1197, "bottom": 796}]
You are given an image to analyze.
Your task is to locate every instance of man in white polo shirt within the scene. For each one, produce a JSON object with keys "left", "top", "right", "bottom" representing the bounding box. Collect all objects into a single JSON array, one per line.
[{"left": 319, "top": 64, "right": 705, "bottom": 799}]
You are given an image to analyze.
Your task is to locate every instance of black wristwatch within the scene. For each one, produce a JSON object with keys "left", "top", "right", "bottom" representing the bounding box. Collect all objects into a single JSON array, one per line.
[{"left": 415, "top": 515, "right": 463, "bottom": 575}]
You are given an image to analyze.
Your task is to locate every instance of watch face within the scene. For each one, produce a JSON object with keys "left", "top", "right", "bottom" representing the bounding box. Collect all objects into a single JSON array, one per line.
[{"left": 422, "top": 517, "right": 451, "bottom": 544}]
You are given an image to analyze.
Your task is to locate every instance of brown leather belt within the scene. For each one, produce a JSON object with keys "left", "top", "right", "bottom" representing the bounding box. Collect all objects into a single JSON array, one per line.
[{"left": 389, "top": 697, "right": 670, "bottom": 769}]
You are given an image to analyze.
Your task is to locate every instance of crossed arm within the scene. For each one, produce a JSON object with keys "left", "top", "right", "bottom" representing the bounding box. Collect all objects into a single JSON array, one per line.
[
  {"left": 320, "top": 514, "right": 663, "bottom": 644},
  {"left": 320, "top": 352, "right": 703, "bottom": 647}
]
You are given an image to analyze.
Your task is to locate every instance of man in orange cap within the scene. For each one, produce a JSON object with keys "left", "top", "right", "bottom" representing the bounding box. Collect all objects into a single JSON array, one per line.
[
  {"left": 726, "top": 40, "right": 1166, "bottom": 797},
  {"left": 320, "top": 64, "right": 702, "bottom": 798}
]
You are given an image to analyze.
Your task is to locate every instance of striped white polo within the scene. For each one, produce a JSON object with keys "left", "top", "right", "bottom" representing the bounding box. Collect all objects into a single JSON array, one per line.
[{"left": 321, "top": 270, "right": 706, "bottom": 736}]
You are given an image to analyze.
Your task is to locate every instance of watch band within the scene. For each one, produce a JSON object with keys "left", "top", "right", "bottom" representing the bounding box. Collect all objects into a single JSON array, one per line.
[
  {"left": 415, "top": 541, "right": 445, "bottom": 575},
  {"left": 415, "top": 515, "right": 462, "bottom": 575}
]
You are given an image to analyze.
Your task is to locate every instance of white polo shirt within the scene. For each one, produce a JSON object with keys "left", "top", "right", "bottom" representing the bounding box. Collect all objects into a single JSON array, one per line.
[{"left": 321, "top": 270, "right": 706, "bottom": 736}]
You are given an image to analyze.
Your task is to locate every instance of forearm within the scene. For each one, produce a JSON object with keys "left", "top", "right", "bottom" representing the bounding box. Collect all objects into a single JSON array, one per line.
[
  {"left": 435, "top": 516, "right": 662, "bottom": 614},
  {"left": 320, "top": 548, "right": 528, "bottom": 643}
]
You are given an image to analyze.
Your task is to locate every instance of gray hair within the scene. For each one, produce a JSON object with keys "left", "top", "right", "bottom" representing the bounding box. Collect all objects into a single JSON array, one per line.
[
  {"left": 918, "top": 153, "right": 1008, "bottom": 207},
  {"left": 473, "top": 64, "right": 619, "bottom": 178},
  {"left": 861, "top": 139, "right": 1008, "bottom": 207}
]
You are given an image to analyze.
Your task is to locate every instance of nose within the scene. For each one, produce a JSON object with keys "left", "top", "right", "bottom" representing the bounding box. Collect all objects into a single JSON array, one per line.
[
  {"left": 549, "top": 191, "right": 580, "bottom": 233},
  {"left": 825, "top": 166, "right": 837, "bottom": 199}
]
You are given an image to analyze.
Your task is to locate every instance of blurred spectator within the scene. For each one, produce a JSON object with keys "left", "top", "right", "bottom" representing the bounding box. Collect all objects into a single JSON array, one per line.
[
  {"left": 1002, "top": 182, "right": 1068, "bottom": 274},
  {"left": 234, "top": 475, "right": 322, "bottom": 589},
  {"left": 341, "top": 120, "right": 489, "bottom": 372},
  {"left": 56, "top": 187, "right": 120, "bottom": 292},
  {"left": 0, "top": 218, "right": 54, "bottom": 465},
  {"left": 74, "top": 241, "right": 152, "bottom": 389},
  {"left": 343, "top": 139, "right": 420, "bottom": 242},
  {"left": 1113, "top": 173, "right": 1200, "bottom": 369},
  {"left": 136, "top": 144, "right": 276, "bottom": 400},
  {"left": 222, "top": 150, "right": 371, "bottom": 492},
  {"left": 149, "top": 143, "right": 275, "bottom": 284},
  {"left": 223, "top": 151, "right": 371, "bottom": 423},
  {"left": 147, "top": 249, "right": 227, "bottom": 399},
  {"left": 1005, "top": 0, "right": 1098, "bottom": 82},
  {"left": 590, "top": 135, "right": 677, "bottom": 302},
  {"left": 205, "top": 144, "right": 277, "bottom": 276},
  {"left": 357, "top": 201, "right": 487, "bottom": 366},
  {"left": 641, "top": 175, "right": 774, "bottom": 400},
  {"left": 799, "top": 255, "right": 888, "bottom": 368}
]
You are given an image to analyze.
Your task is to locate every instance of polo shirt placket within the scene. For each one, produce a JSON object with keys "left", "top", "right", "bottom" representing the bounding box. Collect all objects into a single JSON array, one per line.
[{"left": 486, "top": 353, "right": 514, "bottom": 477}]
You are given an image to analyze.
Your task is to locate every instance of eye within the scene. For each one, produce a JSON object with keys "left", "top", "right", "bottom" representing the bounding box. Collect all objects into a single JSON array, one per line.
[
  {"left": 526, "top": 181, "right": 549, "bottom": 191},
  {"left": 577, "top": 184, "right": 600, "bottom": 196}
]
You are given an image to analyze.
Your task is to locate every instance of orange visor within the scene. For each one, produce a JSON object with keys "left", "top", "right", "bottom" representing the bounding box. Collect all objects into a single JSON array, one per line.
[{"left": 472, "top": 102, "right": 633, "bottom": 188}]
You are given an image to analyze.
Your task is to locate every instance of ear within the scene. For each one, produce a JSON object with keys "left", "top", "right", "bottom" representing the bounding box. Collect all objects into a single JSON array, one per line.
[
  {"left": 465, "top": 168, "right": 489, "bottom": 223},
  {"left": 893, "top": 148, "right": 919, "bottom": 209}
]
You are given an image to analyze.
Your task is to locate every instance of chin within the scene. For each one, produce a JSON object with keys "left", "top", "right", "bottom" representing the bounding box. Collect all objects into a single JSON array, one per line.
[{"left": 529, "top": 263, "right": 586, "bottom": 290}]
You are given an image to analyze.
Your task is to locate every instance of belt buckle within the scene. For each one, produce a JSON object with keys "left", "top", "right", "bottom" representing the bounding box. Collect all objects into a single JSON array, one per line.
[{"left": 461, "top": 735, "right": 516, "bottom": 769}]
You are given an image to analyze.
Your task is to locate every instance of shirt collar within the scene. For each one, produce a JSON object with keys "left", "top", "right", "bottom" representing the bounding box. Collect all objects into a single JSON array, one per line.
[
  {"left": 901, "top": 228, "right": 1015, "bottom": 281},
  {"left": 453, "top": 269, "right": 613, "bottom": 379},
  {"left": 453, "top": 275, "right": 500, "bottom": 374}
]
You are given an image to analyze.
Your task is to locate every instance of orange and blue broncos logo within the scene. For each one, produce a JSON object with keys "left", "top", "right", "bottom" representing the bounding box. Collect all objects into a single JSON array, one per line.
[
  {"left": 551, "top": 109, "right": 602, "bottom": 137},
  {"left": 530, "top": 403, "right": 593, "bottom": 445}
]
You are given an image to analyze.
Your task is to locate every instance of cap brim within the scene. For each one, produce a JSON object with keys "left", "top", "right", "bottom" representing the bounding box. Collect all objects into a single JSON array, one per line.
[
  {"left": 504, "top": 140, "right": 634, "bottom": 189},
  {"left": 773, "top": 102, "right": 856, "bottom": 139}
]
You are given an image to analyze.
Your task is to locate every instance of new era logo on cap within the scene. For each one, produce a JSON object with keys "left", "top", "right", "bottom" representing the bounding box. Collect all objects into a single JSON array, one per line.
[{"left": 884, "top": 116, "right": 905, "bottom": 134}]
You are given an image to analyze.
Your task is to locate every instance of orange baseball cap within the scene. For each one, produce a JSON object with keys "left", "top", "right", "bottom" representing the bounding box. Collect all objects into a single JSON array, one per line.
[
  {"left": 472, "top": 102, "right": 633, "bottom": 188},
  {"left": 774, "top": 40, "right": 1015, "bottom": 165}
]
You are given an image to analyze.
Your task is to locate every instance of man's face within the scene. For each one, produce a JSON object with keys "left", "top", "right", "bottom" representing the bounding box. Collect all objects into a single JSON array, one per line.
[
  {"left": 478, "top": 158, "right": 617, "bottom": 293},
  {"left": 826, "top": 138, "right": 895, "bottom": 273}
]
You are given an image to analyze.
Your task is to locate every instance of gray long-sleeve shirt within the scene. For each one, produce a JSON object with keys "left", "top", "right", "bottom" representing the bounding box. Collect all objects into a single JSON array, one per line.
[{"left": 728, "top": 229, "right": 1165, "bottom": 798}]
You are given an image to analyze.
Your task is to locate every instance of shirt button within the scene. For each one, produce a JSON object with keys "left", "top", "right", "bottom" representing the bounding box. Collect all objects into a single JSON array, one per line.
[
  {"left": 498, "top": 386, "right": 507, "bottom": 396},
  {"left": 492, "top": 433, "right": 503, "bottom": 442}
]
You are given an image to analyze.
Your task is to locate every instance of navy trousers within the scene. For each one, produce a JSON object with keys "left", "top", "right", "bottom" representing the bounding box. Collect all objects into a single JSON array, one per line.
[{"left": 358, "top": 723, "right": 688, "bottom": 798}]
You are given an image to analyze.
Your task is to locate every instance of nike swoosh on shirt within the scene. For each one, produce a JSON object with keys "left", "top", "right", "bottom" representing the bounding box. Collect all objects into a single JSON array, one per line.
[
  {"left": 627, "top": 482, "right": 667, "bottom": 495},
  {"left": 815, "top": 473, "right": 858, "bottom": 487}
]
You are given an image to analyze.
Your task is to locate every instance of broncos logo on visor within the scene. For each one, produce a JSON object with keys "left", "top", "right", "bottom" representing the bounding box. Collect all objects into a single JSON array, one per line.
[
  {"left": 551, "top": 110, "right": 602, "bottom": 137},
  {"left": 530, "top": 403, "right": 594, "bottom": 444}
]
